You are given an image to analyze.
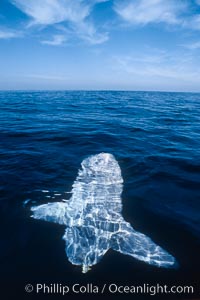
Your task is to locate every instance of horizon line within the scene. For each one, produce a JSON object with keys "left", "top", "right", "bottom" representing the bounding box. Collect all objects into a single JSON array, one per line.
[{"left": 0, "top": 89, "right": 200, "bottom": 94}]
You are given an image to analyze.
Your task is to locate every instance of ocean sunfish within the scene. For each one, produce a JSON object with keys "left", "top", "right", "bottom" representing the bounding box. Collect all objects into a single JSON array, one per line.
[{"left": 31, "top": 153, "right": 176, "bottom": 273}]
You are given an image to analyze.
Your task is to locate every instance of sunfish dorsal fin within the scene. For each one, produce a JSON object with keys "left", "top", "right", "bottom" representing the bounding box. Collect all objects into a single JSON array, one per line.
[{"left": 30, "top": 153, "right": 176, "bottom": 272}]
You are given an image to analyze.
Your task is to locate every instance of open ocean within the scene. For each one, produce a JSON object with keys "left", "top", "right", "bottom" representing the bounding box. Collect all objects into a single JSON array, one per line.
[{"left": 0, "top": 90, "right": 200, "bottom": 299}]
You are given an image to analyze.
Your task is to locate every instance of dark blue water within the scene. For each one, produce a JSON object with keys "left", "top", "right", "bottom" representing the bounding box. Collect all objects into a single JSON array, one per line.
[{"left": 0, "top": 91, "right": 200, "bottom": 299}]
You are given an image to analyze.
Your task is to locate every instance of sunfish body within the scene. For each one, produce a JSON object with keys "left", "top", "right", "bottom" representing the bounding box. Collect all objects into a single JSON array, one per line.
[{"left": 31, "top": 153, "right": 176, "bottom": 273}]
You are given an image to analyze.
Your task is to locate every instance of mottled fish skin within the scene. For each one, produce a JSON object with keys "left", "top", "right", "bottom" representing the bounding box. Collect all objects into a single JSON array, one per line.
[{"left": 31, "top": 153, "right": 176, "bottom": 273}]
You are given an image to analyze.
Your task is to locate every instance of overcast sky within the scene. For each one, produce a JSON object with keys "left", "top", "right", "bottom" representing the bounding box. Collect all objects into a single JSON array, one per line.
[{"left": 1, "top": 0, "right": 200, "bottom": 92}]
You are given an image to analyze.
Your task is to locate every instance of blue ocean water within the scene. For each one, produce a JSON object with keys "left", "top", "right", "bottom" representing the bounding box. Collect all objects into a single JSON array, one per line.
[{"left": 0, "top": 91, "right": 200, "bottom": 298}]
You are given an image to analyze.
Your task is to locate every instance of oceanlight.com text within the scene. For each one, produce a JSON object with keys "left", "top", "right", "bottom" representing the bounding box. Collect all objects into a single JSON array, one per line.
[{"left": 25, "top": 283, "right": 194, "bottom": 296}]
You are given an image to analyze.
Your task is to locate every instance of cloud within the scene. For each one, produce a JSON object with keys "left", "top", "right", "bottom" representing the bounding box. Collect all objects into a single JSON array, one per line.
[
  {"left": 0, "top": 28, "right": 21, "bottom": 39},
  {"left": 73, "top": 21, "right": 109, "bottom": 44},
  {"left": 183, "top": 14, "right": 200, "bottom": 30},
  {"left": 112, "top": 49, "right": 200, "bottom": 83},
  {"left": 114, "top": 0, "right": 186, "bottom": 26},
  {"left": 41, "top": 34, "right": 67, "bottom": 46},
  {"left": 182, "top": 41, "right": 200, "bottom": 50},
  {"left": 11, "top": 0, "right": 109, "bottom": 45},
  {"left": 114, "top": 0, "right": 200, "bottom": 32},
  {"left": 26, "top": 74, "right": 69, "bottom": 81},
  {"left": 8, "top": 0, "right": 200, "bottom": 46},
  {"left": 184, "top": 1, "right": 200, "bottom": 30},
  {"left": 12, "top": 0, "right": 91, "bottom": 25}
]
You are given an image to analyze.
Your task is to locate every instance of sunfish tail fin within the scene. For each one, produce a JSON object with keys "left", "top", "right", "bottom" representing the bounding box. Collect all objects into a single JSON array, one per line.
[
  {"left": 31, "top": 202, "right": 68, "bottom": 225},
  {"left": 111, "top": 222, "right": 176, "bottom": 268}
]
